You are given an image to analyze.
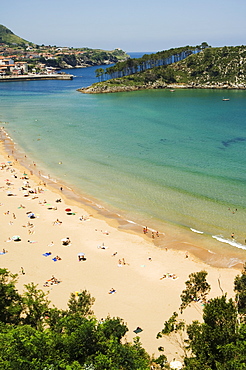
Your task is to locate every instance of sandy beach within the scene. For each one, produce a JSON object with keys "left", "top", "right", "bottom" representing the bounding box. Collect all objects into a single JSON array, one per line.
[{"left": 0, "top": 132, "right": 242, "bottom": 361}]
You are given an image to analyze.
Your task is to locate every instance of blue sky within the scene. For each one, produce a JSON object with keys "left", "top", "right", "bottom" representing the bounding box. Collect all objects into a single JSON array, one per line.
[{"left": 2, "top": 0, "right": 246, "bottom": 52}]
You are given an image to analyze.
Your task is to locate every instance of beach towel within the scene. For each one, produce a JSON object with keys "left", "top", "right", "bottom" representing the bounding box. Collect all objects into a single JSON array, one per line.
[
  {"left": 133, "top": 327, "right": 143, "bottom": 334},
  {"left": 42, "top": 252, "right": 52, "bottom": 257}
]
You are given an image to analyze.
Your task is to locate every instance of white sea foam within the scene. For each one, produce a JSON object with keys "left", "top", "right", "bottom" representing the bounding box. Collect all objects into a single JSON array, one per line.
[
  {"left": 212, "top": 235, "right": 246, "bottom": 250},
  {"left": 2, "top": 73, "right": 246, "bottom": 248},
  {"left": 95, "top": 203, "right": 104, "bottom": 209},
  {"left": 190, "top": 228, "right": 204, "bottom": 234}
]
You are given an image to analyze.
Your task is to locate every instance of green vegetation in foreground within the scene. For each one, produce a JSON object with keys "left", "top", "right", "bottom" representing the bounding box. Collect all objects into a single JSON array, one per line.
[
  {"left": 155, "top": 267, "right": 246, "bottom": 369},
  {"left": 80, "top": 44, "right": 246, "bottom": 93},
  {"left": 2, "top": 265, "right": 246, "bottom": 369},
  {"left": 0, "top": 268, "right": 150, "bottom": 369}
]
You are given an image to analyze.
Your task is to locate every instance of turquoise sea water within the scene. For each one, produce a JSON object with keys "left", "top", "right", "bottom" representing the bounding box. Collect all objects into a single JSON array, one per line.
[{"left": 1, "top": 64, "right": 246, "bottom": 259}]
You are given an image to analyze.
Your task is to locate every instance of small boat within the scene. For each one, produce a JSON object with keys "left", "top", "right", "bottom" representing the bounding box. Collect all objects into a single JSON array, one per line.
[{"left": 222, "top": 98, "right": 230, "bottom": 101}]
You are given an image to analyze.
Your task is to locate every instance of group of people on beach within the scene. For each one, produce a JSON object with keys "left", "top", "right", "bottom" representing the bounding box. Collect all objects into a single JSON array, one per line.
[
  {"left": 43, "top": 275, "right": 61, "bottom": 287},
  {"left": 143, "top": 226, "right": 159, "bottom": 239},
  {"left": 160, "top": 273, "right": 178, "bottom": 280}
]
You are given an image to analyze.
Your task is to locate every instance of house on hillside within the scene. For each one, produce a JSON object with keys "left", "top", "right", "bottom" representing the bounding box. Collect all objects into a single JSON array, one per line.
[
  {"left": 0, "top": 56, "right": 28, "bottom": 75},
  {"left": 0, "top": 65, "right": 8, "bottom": 75},
  {"left": 10, "top": 61, "right": 28, "bottom": 75},
  {"left": 0, "top": 56, "right": 14, "bottom": 75},
  {"left": 0, "top": 56, "right": 14, "bottom": 65}
]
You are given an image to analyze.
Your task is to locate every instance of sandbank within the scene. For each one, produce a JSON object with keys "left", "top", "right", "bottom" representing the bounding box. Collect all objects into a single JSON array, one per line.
[{"left": 0, "top": 128, "right": 243, "bottom": 361}]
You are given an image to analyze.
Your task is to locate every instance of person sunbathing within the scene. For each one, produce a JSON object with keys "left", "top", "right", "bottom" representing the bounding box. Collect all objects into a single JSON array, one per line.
[
  {"left": 109, "top": 288, "right": 116, "bottom": 294},
  {"left": 62, "top": 237, "right": 71, "bottom": 245},
  {"left": 53, "top": 219, "right": 62, "bottom": 225}
]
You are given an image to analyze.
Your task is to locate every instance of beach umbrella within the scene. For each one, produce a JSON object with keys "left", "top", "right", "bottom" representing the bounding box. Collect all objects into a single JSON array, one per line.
[
  {"left": 65, "top": 208, "right": 71, "bottom": 212},
  {"left": 61, "top": 238, "right": 68, "bottom": 242},
  {"left": 170, "top": 360, "right": 182, "bottom": 369},
  {"left": 77, "top": 253, "right": 85, "bottom": 256},
  {"left": 12, "top": 235, "right": 21, "bottom": 241}
]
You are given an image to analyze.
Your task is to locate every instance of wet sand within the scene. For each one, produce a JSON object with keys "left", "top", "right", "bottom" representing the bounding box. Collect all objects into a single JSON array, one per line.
[{"left": 0, "top": 128, "right": 243, "bottom": 360}]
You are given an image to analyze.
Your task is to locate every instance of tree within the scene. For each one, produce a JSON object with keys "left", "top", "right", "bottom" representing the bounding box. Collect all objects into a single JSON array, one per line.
[
  {"left": 67, "top": 290, "right": 95, "bottom": 317},
  {"left": 95, "top": 68, "right": 105, "bottom": 82},
  {"left": 44, "top": 306, "right": 67, "bottom": 333},
  {"left": 155, "top": 266, "right": 246, "bottom": 369},
  {"left": 157, "top": 312, "right": 185, "bottom": 337},
  {"left": 0, "top": 269, "right": 151, "bottom": 369},
  {"left": 180, "top": 271, "right": 211, "bottom": 313},
  {"left": 156, "top": 311, "right": 187, "bottom": 361},
  {"left": 22, "top": 282, "right": 50, "bottom": 330},
  {"left": 0, "top": 268, "right": 22, "bottom": 324},
  {"left": 234, "top": 262, "right": 246, "bottom": 318},
  {"left": 200, "top": 42, "right": 210, "bottom": 50},
  {"left": 185, "top": 296, "right": 239, "bottom": 369},
  {"left": 98, "top": 316, "right": 128, "bottom": 342}
]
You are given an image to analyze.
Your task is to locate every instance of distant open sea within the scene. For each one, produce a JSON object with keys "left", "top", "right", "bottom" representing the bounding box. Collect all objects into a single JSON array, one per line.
[{"left": 1, "top": 52, "right": 246, "bottom": 263}]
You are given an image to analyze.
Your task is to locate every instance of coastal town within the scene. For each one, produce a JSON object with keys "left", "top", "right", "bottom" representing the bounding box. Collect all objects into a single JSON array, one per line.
[
  {"left": 0, "top": 54, "right": 73, "bottom": 80},
  {"left": 0, "top": 45, "right": 73, "bottom": 77},
  {"left": 0, "top": 28, "right": 128, "bottom": 81}
]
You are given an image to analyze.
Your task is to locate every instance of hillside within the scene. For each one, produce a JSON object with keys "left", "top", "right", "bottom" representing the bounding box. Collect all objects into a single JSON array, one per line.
[
  {"left": 79, "top": 45, "right": 246, "bottom": 93},
  {"left": 0, "top": 24, "right": 33, "bottom": 47},
  {"left": 0, "top": 25, "right": 129, "bottom": 71},
  {"left": 41, "top": 48, "right": 129, "bottom": 69}
]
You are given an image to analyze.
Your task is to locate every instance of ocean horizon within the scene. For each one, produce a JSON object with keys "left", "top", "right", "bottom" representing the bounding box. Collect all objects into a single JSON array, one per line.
[{"left": 1, "top": 59, "right": 246, "bottom": 265}]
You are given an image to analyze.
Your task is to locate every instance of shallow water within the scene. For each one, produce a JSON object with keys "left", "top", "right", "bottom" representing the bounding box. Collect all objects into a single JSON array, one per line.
[{"left": 1, "top": 65, "right": 246, "bottom": 262}]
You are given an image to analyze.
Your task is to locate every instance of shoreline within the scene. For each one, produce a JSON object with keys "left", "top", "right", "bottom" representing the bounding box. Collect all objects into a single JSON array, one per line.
[
  {"left": 1, "top": 126, "right": 245, "bottom": 271},
  {"left": 78, "top": 83, "right": 246, "bottom": 94},
  {"left": 0, "top": 73, "right": 73, "bottom": 82},
  {"left": 0, "top": 126, "right": 243, "bottom": 359}
]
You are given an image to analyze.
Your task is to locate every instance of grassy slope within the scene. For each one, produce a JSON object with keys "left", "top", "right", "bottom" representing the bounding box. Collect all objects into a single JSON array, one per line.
[
  {"left": 0, "top": 25, "right": 32, "bottom": 46},
  {"left": 82, "top": 45, "right": 246, "bottom": 93}
]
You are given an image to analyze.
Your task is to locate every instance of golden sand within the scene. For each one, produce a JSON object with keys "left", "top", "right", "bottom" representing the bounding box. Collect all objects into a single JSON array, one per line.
[{"left": 0, "top": 132, "right": 242, "bottom": 361}]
